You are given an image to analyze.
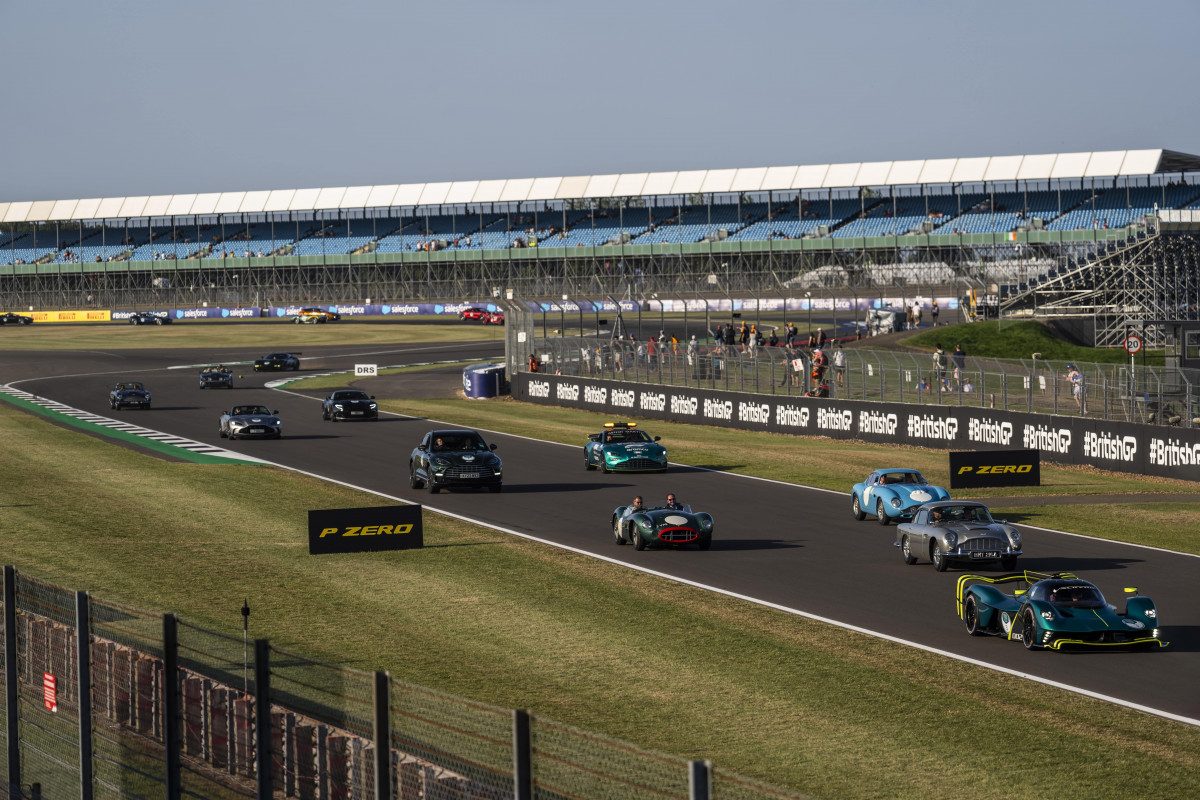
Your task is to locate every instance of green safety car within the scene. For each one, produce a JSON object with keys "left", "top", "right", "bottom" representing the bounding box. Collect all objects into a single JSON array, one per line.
[{"left": 584, "top": 422, "right": 668, "bottom": 473}]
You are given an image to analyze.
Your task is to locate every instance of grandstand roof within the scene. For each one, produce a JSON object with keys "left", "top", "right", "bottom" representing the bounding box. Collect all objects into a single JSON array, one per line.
[{"left": 5, "top": 149, "right": 1200, "bottom": 225}]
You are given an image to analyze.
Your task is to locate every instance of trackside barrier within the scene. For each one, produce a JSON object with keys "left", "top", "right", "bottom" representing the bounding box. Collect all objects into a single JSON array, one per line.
[
  {"left": 514, "top": 372, "right": 1200, "bottom": 482},
  {"left": 1, "top": 568, "right": 811, "bottom": 800}
]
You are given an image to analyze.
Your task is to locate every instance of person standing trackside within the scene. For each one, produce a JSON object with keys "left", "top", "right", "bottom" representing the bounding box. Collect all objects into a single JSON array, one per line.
[
  {"left": 833, "top": 341, "right": 846, "bottom": 387},
  {"left": 932, "top": 344, "right": 947, "bottom": 389},
  {"left": 931, "top": 299, "right": 940, "bottom": 326},
  {"left": 952, "top": 343, "right": 966, "bottom": 385}
]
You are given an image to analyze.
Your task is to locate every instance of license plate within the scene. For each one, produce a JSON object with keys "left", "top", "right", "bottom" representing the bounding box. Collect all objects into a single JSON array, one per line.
[
  {"left": 460, "top": 473, "right": 479, "bottom": 479},
  {"left": 351, "top": 411, "right": 362, "bottom": 415},
  {"left": 970, "top": 551, "right": 1001, "bottom": 559}
]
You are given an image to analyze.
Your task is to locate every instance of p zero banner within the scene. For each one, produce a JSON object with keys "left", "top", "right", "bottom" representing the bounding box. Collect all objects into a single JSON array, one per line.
[
  {"left": 308, "top": 505, "right": 424, "bottom": 555},
  {"left": 949, "top": 449, "right": 1040, "bottom": 489},
  {"left": 514, "top": 373, "right": 1200, "bottom": 482}
]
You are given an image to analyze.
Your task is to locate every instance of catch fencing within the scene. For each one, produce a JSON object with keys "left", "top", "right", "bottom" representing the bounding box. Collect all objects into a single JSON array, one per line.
[
  {"left": 1, "top": 567, "right": 811, "bottom": 800},
  {"left": 530, "top": 336, "right": 1198, "bottom": 429}
]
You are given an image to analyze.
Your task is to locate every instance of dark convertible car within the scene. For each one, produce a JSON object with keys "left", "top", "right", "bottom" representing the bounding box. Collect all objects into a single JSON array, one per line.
[
  {"left": 409, "top": 429, "right": 502, "bottom": 493},
  {"left": 109, "top": 381, "right": 152, "bottom": 410},
  {"left": 253, "top": 352, "right": 301, "bottom": 372}
]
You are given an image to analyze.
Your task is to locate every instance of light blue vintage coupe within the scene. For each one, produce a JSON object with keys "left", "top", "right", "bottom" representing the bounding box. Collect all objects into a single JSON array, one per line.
[{"left": 850, "top": 468, "right": 950, "bottom": 526}]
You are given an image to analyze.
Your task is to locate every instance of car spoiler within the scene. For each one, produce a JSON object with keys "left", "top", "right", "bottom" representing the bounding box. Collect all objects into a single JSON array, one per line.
[{"left": 955, "top": 571, "right": 1077, "bottom": 618}]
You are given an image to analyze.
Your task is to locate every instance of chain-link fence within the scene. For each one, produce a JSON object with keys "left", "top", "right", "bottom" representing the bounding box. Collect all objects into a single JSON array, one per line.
[
  {"left": 530, "top": 336, "right": 1198, "bottom": 428},
  {"left": 2, "top": 567, "right": 811, "bottom": 800}
]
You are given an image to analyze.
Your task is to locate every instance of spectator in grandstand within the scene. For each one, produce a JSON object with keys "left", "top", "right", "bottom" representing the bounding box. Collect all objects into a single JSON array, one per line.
[
  {"left": 833, "top": 342, "right": 846, "bottom": 387},
  {"left": 933, "top": 344, "right": 948, "bottom": 387},
  {"left": 952, "top": 344, "right": 966, "bottom": 384}
]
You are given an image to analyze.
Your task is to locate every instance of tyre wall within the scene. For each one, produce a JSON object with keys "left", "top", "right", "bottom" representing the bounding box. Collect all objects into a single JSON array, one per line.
[{"left": 514, "top": 373, "right": 1200, "bottom": 482}]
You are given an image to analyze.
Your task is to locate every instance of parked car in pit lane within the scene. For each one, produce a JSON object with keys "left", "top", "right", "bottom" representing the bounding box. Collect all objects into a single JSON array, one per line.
[
  {"left": 218, "top": 405, "right": 282, "bottom": 440},
  {"left": 585, "top": 421, "right": 668, "bottom": 473},
  {"left": 458, "top": 307, "right": 488, "bottom": 321},
  {"left": 0, "top": 312, "right": 34, "bottom": 325},
  {"left": 322, "top": 389, "right": 378, "bottom": 421},
  {"left": 409, "top": 429, "right": 502, "bottom": 493},
  {"left": 956, "top": 571, "right": 1166, "bottom": 651},
  {"left": 850, "top": 468, "right": 950, "bottom": 525},
  {"left": 611, "top": 501, "right": 713, "bottom": 551},
  {"left": 128, "top": 311, "right": 172, "bottom": 325},
  {"left": 253, "top": 352, "right": 301, "bottom": 372},
  {"left": 896, "top": 500, "right": 1022, "bottom": 572},
  {"left": 198, "top": 366, "right": 234, "bottom": 389},
  {"left": 109, "top": 381, "right": 152, "bottom": 410},
  {"left": 292, "top": 307, "right": 340, "bottom": 324},
  {"left": 480, "top": 310, "right": 504, "bottom": 325}
]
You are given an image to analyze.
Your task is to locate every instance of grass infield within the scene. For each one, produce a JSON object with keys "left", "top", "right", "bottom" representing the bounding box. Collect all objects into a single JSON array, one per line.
[{"left": 3, "top": 398, "right": 1199, "bottom": 799}]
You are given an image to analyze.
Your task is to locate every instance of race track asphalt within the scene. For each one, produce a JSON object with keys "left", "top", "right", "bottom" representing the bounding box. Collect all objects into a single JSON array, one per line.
[{"left": 3, "top": 339, "right": 1198, "bottom": 724}]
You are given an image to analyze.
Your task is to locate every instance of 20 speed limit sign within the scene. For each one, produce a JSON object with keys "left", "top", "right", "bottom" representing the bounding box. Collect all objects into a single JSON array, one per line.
[{"left": 1123, "top": 333, "right": 1143, "bottom": 355}]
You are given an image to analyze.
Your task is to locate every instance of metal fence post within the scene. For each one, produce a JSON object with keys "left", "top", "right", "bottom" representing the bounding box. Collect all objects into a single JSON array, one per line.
[
  {"left": 374, "top": 671, "right": 391, "bottom": 800},
  {"left": 163, "top": 613, "right": 181, "bottom": 800},
  {"left": 254, "top": 639, "right": 271, "bottom": 800},
  {"left": 512, "top": 709, "right": 532, "bottom": 800},
  {"left": 5, "top": 566, "right": 19, "bottom": 798},
  {"left": 77, "top": 592, "right": 94, "bottom": 800},
  {"left": 688, "top": 759, "right": 711, "bottom": 800}
]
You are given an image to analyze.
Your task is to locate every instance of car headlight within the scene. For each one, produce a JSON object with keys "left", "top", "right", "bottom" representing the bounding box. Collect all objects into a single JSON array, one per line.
[
  {"left": 1041, "top": 610, "right": 1055, "bottom": 621},
  {"left": 1009, "top": 530, "right": 1021, "bottom": 548},
  {"left": 889, "top": 497, "right": 902, "bottom": 509},
  {"left": 1145, "top": 608, "right": 1157, "bottom": 618},
  {"left": 944, "top": 532, "right": 958, "bottom": 549},
  {"left": 698, "top": 516, "right": 713, "bottom": 531},
  {"left": 334, "top": 404, "right": 343, "bottom": 410},
  {"left": 369, "top": 403, "right": 378, "bottom": 409}
]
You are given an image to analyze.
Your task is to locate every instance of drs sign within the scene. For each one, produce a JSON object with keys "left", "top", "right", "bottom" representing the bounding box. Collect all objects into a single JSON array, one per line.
[{"left": 355, "top": 364, "right": 378, "bottom": 377}]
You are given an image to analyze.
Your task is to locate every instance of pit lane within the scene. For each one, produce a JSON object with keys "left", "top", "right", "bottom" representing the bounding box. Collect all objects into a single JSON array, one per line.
[{"left": 3, "top": 341, "right": 1197, "bottom": 724}]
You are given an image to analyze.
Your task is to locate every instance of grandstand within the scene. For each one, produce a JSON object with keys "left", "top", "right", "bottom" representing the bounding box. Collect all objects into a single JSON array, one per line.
[{"left": 3, "top": 148, "right": 1200, "bottom": 346}]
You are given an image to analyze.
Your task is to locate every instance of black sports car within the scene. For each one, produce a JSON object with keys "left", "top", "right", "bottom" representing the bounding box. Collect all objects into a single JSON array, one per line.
[
  {"left": 253, "top": 352, "right": 301, "bottom": 372},
  {"left": 128, "top": 311, "right": 172, "bottom": 325},
  {"left": 199, "top": 366, "right": 234, "bottom": 389},
  {"left": 322, "top": 389, "right": 378, "bottom": 421},
  {"left": 218, "top": 405, "right": 282, "bottom": 440},
  {"left": 109, "top": 381, "right": 152, "bottom": 410},
  {"left": 0, "top": 312, "right": 34, "bottom": 326},
  {"left": 409, "top": 429, "right": 502, "bottom": 493}
]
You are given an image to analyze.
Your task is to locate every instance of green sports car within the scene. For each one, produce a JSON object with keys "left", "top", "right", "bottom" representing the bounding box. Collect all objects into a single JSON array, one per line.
[
  {"left": 611, "top": 502, "right": 713, "bottom": 551},
  {"left": 585, "top": 422, "right": 668, "bottom": 473},
  {"left": 956, "top": 571, "right": 1166, "bottom": 650}
]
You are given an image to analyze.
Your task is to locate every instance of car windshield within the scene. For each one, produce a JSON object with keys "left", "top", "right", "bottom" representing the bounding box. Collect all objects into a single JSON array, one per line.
[
  {"left": 333, "top": 391, "right": 369, "bottom": 401},
  {"left": 202, "top": 367, "right": 227, "bottom": 374},
  {"left": 265, "top": 354, "right": 289, "bottom": 359},
  {"left": 1047, "top": 584, "right": 1106, "bottom": 609},
  {"left": 605, "top": 430, "right": 652, "bottom": 443},
  {"left": 881, "top": 471, "right": 925, "bottom": 485},
  {"left": 931, "top": 505, "right": 993, "bottom": 524},
  {"left": 116, "top": 382, "right": 144, "bottom": 390},
  {"left": 232, "top": 406, "right": 272, "bottom": 416},
  {"left": 430, "top": 433, "right": 487, "bottom": 451}
]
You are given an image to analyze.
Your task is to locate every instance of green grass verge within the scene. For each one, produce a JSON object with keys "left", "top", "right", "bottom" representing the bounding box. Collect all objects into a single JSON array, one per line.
[
  {"left": 0, "top": 317, "right": 505, "bottom": 351},
  {"left": 902, "top": 320, "right": 1164, "bottom": 365},
  {"left": 5, "top": 396, "right": 1199, "bottom": 800}
]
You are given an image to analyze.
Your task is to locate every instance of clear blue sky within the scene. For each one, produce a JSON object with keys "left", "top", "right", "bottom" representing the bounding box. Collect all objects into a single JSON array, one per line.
[{"left": 4, "top": 0, "right": 1197, "bottom": 203}]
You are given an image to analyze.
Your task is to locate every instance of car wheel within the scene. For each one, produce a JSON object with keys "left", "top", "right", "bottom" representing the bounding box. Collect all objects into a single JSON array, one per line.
[
  {"left": 964, "top": 596, "right": 985, "bottom": 636},
  {"left": 488, "top": 484, "right": 502, "bottom": 493},
  {"left": 427, "top": 478, "right": 440, "bottom": 494},
  {"left": 409, "top": 464, "right": 423, "bottom": 489},
  {"left": 109, "top": 400, "right": 116, "bottom": 409},
  {"left": 293, "top": 317, "right": 302, "bottom": 324},
  {"left": 602, "top": 461, "right": 611, "bottom": 474},
  {"left": 698, "top": 538, "right": 711, "bottom": 551},
  {"left": 632, "top": 530, "right": 646, "bottom": 551},
  {"left": 931, "top": 542, "right": 948, "bottom": 572},
  {"left": 1000, "top": 556, "right": 1017, "bottom": 572},
  {"left": 322, "top": 409, "right": 330, "bottom": 420},
  {"left": 155, "top": 318, "right": 164, "bottom": 325},
  {"left": 901, "top": 535, "right": 917, "bottom": 565},
  {"left": 852, "top": 494, "right": 865, "bottom": 521},
  {"left": 1021, "top": 610, "right": 1040, "bottom": 650},
  {"left": 876, "top": 499, "right": 890, "bottom": 526},
  {"left": 613, "top": 518, "right": 626, "bottom": 545},
  {"left": 218, "top": 428, "right": 227, "bottom": 439},
  {"left": 585, "top": 457, "right": 596, "bottom": 471}
]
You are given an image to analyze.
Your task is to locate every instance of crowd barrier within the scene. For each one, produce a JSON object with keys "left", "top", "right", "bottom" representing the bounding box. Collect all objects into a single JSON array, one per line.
[
  {"left": 1, "top": 567, "right": 810, "bottom": 800},
  {"left": 514, "top": 372, "right": 1200, "bottom": 482}
]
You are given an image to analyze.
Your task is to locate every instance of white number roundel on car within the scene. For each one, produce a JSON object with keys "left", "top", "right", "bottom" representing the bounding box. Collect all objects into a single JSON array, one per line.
[
  {"left": 909, "top": 490, "right": 932, "bottom": 502},
  {"left": 663, "top": 515, "right": 689, "bottom": 525}
]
